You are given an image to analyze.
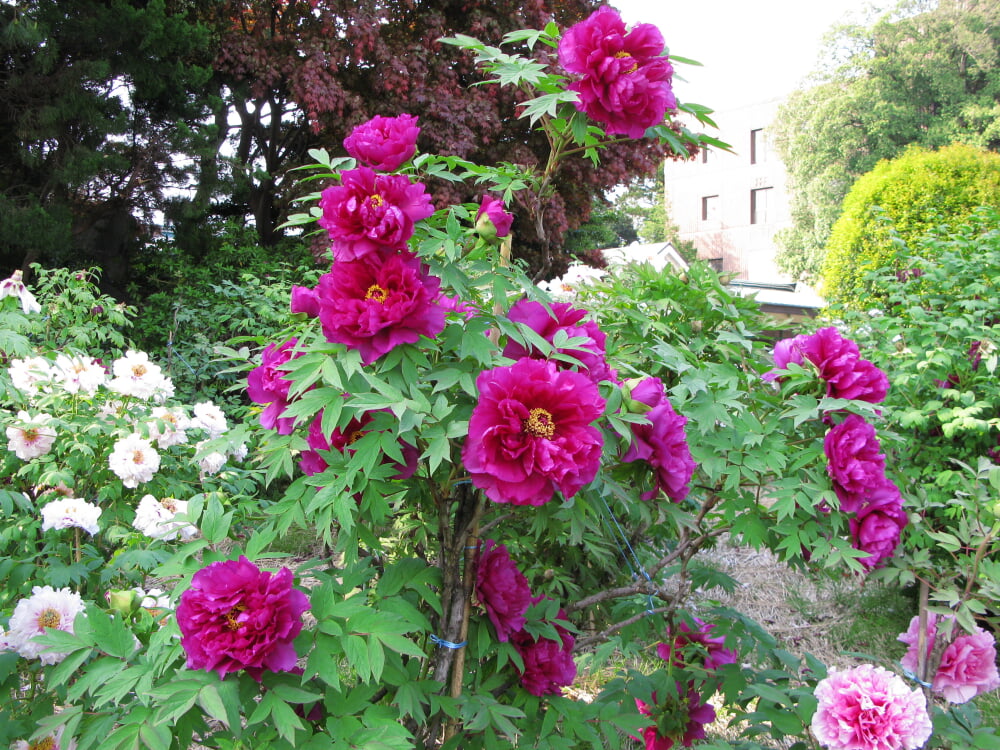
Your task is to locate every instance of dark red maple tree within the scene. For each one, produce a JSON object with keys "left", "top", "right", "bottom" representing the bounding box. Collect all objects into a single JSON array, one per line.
[{"left": 198, "top": 0, "right": 674, "bottom": 276}]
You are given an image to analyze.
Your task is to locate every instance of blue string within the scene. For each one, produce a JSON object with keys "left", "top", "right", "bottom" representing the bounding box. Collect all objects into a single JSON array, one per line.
[
  {"left": 430, "top": 634, "right": 467, "bottom": 649},
  {"left": 599, "top": 493, "right": 657, "bottom": 614},
  {"left": 166, "top": 341, "right": 198, "bottom": 376},
  {"left": 902, "top": 669, "right": 933, "bottom": 688}
]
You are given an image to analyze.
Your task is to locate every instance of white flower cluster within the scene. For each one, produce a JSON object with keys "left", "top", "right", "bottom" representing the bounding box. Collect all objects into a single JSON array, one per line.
[
  {"left": 538, "top": 264, "right": 606, "bottom": 301},
  {"left": 132, "top": 494, "right": 197, "bottom": 541}
]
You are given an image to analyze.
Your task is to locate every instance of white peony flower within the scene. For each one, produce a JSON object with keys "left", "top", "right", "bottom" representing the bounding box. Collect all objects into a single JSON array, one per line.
[
  {"left": 191, "top": 401, "right": 227, "bottom": 438},
  {"left": 228, "top": 442, "right": 248, "bottom": 462},
  {"left": 0, "top": 269, "right": 42, "bottom": 314},
  {"left": 8, "top": 356, "right": 54, "bottom": 393},
  {"left": 6, "top": 585, "right": 86, "bottom": 664},
  {"left": 52, "top": 354, "right": 107, "bottom": 395},
  {"left": 147, "top": 406, "right": 190, "bottom": 449},
  {"left": 108, "top": 350, "right": 172, "bottom": 401},
  {"left": 11, "top": 724, "right": 77, "bottom": 750},
  {"left": 134, "top": 586, "right": 171, "bottom": 610},
  {"left": 108, "top": 434, "right": 160, "bottom": 488},
  {"left": 132, "top": 494, "right": 197, "bottom": 541},
  {"left": 41, "top": 497, "right": 102, "bottom": 535},
  {"left": 6, "top": 411, "right": 57, "bottom": 460},
  {"left": 195, "top": 439, "right": 227, "bottom": 476}
]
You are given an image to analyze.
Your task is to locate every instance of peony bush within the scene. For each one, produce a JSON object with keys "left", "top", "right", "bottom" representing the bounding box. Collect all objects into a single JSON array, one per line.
[{"left": 0, "top": 8, "right": 998, "bottom": 750}]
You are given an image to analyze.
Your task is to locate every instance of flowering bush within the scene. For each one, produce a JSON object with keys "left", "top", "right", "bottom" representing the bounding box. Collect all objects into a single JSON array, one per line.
[{"left": 1, "top": 8, "right": 997, "bottom": 750}]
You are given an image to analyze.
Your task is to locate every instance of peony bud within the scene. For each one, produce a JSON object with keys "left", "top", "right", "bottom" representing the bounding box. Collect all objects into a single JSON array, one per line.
[{"left": 475, "top": 195, "right": 513, "bottom": 241}]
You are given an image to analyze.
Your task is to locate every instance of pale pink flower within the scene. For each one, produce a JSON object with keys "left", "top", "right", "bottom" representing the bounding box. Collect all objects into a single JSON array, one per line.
[
  {"left": 52, "top": 354, "right": 107, "bottom": 395},
  {"left": 147, "top": 406, "right": 190, "bottom": 449},
  {"left": 108, "top": 350, "right": 171, "bottom": 400},
  {"left": 811, "top": 664, "right": 931, "bottom": 750},
  {"left": 9, "top": 356, "right": 53, "bottom": 393},
  {"left": 133, "top": 494, "right": 197, "bottom": 541},
  {"left": 6, "top": 410, "right": 57, "bottom": 460},
  {"left": 41, "top": 497, "right": 101, "bottom": 535},
  {"left": 6, "top": 585, "right": 86, "bottom": 664},
  {"left": 898, "top": 613, "right": 1000, "bottom": 703},
  {"left": 191, "top": 401, "right": 228, "bottom": 438},
  {"left": 12, "top": 725, "right": 77, "bottom": 750},
  {"left": 108, "top": 433, "right": 160, "bottom": 488}
]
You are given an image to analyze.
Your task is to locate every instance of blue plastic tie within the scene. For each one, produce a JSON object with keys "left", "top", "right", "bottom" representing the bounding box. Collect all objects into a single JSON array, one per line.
[
  {"left": 902, "top": 669, "right": 933, "bottom": 688},
  {"left": 430, "top": 634, "right": 467, "bottom": 649}
]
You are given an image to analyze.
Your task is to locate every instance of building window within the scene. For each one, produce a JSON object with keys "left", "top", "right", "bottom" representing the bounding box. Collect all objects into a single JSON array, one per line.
[
  {"left": 701, "top": 195, "right": 719, "bottom": 221},
  {"left": 750, "top": 187, "right": 771, "bottom": 224},
  {"left": 750, "top": 128, "right": 768, "bottom": 164}
]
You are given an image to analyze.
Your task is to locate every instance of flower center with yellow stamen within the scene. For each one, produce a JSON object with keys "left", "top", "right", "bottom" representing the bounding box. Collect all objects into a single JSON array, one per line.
[
  {"left": 345, "top": 430, "right": 365, "bottom": 446},
  {"left": 365, "top": 284, "right": 388, "bottom": 303},
  {"left": 161, "top": 499, "right": 178, "bottom": 513},
  {"left": 523, "top": 408, "right": 556, "bottom": 439},
  {"left": 131, "top": 364, "right": 147, "bottom": 377},
  {"left": 614, "top": 51, "right": 639, "bottom": 73},
  {"left": 23, "top": 427, "right": 39, "bottom": 442},
  {"left": 132, "top": 450, "right": 145, "bottom": 464},
  {"left": 29, "top": 737, "right": 56, "bottom": 750},
  {"left": 368, "top": 193, "right": 384, "bottom": 208},
  {"left": 37, "top": 608, "right": 61, "bottom": 630},
  {"left": 225, "top": 604, "right": 247, "bottom": 631}
]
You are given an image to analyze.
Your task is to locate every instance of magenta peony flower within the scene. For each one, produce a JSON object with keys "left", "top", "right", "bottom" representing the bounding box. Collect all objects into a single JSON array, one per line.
[
  {"left": 307, "top": 251, "right": 446, "bottom": 365},
  {"left": 176, "top": 556, "right": 310, "bottom": 679},
  {"left": 898, "top": 613, "right": 1000, "bottom": 704},
  {"left": 475, "top": 540, "right": 532, "bottom": 642},
  {"left": 290, "top": 284, "right": 320, "bottom": 317},
  {"left": 635, "top": 686, "right": 717, "bottom": 750},
  {"left": 503, "top": 299, "right": 614, "bottom": 384},
  {"left": 811, "top": 664, "right": 931, "bottom": 750},
  {"left": 510, "top": 600, "right": 576, "bottom": 696},
  {"left": 299, "top": 410, "right": 417, "bottom": 480},
  {"left": 246, "top": 338, "right": 302, "bottom": 434},
  {"left": 475, "top": 194, "right": 514, "bottom": 240},
  {"left": 824, "top": 414, "right": 886, "bottom": 505},
  {"left": 657, "top": 617, "right": 736, "bottom": 672},
  {"left": 462, "top": 357, "right": 605, "bottom": 506},
  {"left": 343, "top": 114, "right": 420, "bottom": 172},
  {"left": 762, "top": 334, "right": 809, "bottom": 382},
  {"left": 802, "top": 327, "right": 888, "bottom": 403},
  {"left": 622, "top": 377, "right": 697, "bottom": 502},
  {"left": 558, "top": 6, "right": 676, "bottom": 138},
  {"left": 318, "top": 167, "right": 434, "bottom": 261},
  {"left": 849, "top": 480, "right": 907, "bottom": 569}
]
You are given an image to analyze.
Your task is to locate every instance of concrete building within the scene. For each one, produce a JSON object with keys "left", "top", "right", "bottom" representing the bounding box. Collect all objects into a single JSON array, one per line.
[{"left": 663, "top": 99, "right": 792, "bottom": 283}]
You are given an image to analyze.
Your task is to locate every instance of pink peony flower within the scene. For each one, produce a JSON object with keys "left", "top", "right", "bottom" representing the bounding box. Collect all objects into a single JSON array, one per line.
[
  {"left": 247, "top": 338, "right": 303, "bottom": 434},
  {"left": 898, "top": 613, "right": 1000, "bottom": 704},
  {"left": 657, "top": 617, "right": 736, "bottom": 672},
  {"left": 622, "top": 377, "right": 697, "bottom": 502},
  {"left": 317, "top": 167, "right": 434, "bottom": 262},
  {"left": 811, "top": 664, "right": 931, "bottom": 750},
  {"left": 176, "top": 556, "right": 310, "bottom": 678},
  {"left": 510, "top": 599, "right": 576, "bottom": 696},
  {"left": 503, "top": 299, "right": 614, "bottom": 384},
  {"left": 310, "top": 251, "right": 446, "bottom": 365},
  {"left": 343, "top": 113, "right": 420, "bottom": 172},
  {"left": 824, "top": 414, "right": 886, "bottom": 505},
  {"left": 290, "top": 284, "right": 320, "bottom": 317},
  {"left": 462, "top": 357, "right": 605, "bottom": 506},
  {"left": 849, "top": 480, "right": 907, "bottom": 569},
  {"left": 762, "top": 334, "right": 809, "bottom": 382},
  {"left": 635, "top": 686, "right": 717, "bottom": 750},
  {"left": 475, "top": 540, "right": 532, "bottom": 642},
  {"left": 475, "top": 194, "right": 514, "bottom": 240},
  {"left": 558, "top": 6, "right": 676, "bottom": 138},
  {"left": 299, "top": 410, "right": 418, "bottom": 481}
]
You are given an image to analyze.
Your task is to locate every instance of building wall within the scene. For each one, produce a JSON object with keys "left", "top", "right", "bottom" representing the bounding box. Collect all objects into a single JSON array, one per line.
[{"left": 664, "top": 99, "right": 792, "bottom": 282}]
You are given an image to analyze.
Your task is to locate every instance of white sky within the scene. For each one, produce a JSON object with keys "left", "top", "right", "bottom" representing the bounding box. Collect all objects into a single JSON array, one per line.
[{"left": 612, "top": 0, "right": 891, "bottom": 111}]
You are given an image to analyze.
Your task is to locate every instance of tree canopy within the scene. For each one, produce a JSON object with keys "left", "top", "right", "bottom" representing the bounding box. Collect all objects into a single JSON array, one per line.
[
  {"left": 771, "top": 0, "right": 1000, "bottom": 282},
  {"left": 0, "top": 0, "right": 695, "bottom": 296},
  {"left": 821, "top": 142, "right": 1000, "bottom": 305}
]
